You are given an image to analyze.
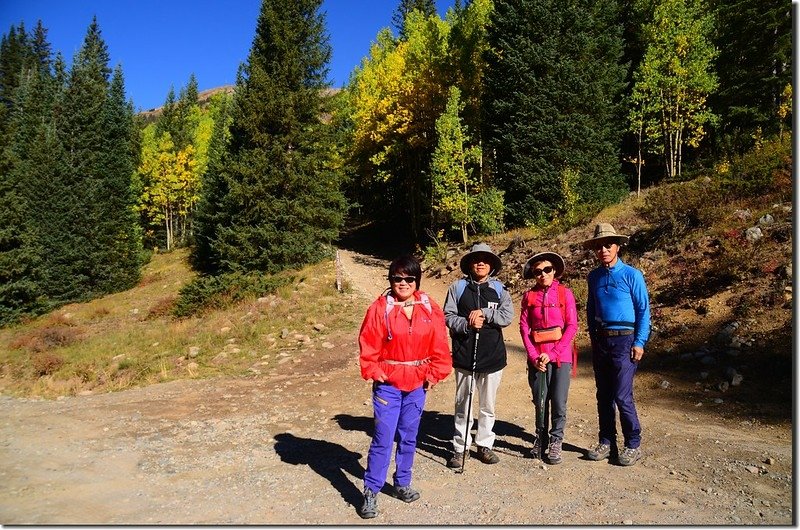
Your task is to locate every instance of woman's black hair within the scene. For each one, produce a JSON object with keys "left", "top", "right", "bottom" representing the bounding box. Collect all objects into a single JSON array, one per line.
[{"left": 388, "top": 255, "right": 422, "bottom": 288}]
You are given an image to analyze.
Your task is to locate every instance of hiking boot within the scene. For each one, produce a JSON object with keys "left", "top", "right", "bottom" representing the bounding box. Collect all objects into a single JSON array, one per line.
[
  {"left": 547, "top": 439, "right": 563, "bottom": 465},
  {"left": 529, "top": 436, "right": 544, "bottom": 459},
  {"left": 618, "top": 446, "right": 642, "bottom": 466},
  {"left": 587, "top": 442, "right": 612, "bottom": 461},
  {"left": 476, "top": 446, "right": 500, "bottom": 464},
  {"left": 447, "top": 451, "right": 467, "bottom": 469},
  {"left": 358, "top": 488, "right": 378, "bottom": 519},
  {"left": 394, "top": 484, "right": 420, "bottom": 503}
]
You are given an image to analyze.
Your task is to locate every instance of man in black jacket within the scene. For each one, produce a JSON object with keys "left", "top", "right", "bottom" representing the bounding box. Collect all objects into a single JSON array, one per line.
[{"left": 443, "top": 243, "right": 514, "bottom": 468}]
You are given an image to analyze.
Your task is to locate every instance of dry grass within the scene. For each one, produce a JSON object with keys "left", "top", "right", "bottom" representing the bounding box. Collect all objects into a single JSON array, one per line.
[{"left": 0, "top": 249, "right": 364, "bottom": 399}]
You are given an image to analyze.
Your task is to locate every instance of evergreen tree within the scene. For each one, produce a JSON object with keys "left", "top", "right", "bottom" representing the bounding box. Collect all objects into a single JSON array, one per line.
[
  {"left": 0, "top": 23, "right": 29, "bottom": 125},
  {"left": 45, "top": 18, "right": 140, "bottom": 301},
  {"left": 393, "top": 0, "right": 437, "bottom": 40},
  {"left": 0, "top": 22, "right": 54, "bottom": 324},
  {"left": 95, "top": 65, "right": 142, "bottom": 289},
  {"left": 173, "top": 74, "right": 199, "bottom": 150},
  {"left": 191, "top": 92, "right": 233, "bottom": 273},
  {"left": 196, "top": 0, "right": 345, "bottom": 274},
  {"left": 155, "top": 87, "right": 177, "bottom": 140},
  {"left": 0, "top": 66, "right": 55, "bottom": 324},
  {"left": 483, "top": 0, "right": 628, "bottom": 226},
  {"left": 709, "top": 0, "right": 791, "bottom": 151}
]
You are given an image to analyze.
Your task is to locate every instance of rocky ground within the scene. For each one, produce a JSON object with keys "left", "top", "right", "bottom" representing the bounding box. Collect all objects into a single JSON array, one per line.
[{"left": 0, "top": 248, "right": 792, "bottom": 525}]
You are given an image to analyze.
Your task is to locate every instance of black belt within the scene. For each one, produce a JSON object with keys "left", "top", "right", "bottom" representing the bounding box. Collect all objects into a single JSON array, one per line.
[{"left": 599, "top": 329, "right": 634, "bottom": 337}]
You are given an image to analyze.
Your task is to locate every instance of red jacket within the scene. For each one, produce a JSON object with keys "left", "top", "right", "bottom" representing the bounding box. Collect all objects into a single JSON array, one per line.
[
  {"left": 359, "top": 290, "right": 452, "bottom": 392},
  {"left": 519, "top": 279, "right": 579, "bottom": 365}
]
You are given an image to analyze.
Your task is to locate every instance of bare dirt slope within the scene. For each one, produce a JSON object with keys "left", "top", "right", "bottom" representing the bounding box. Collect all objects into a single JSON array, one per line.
[{"left": 0, "top": 249, "right": 792, "bottom": 525}]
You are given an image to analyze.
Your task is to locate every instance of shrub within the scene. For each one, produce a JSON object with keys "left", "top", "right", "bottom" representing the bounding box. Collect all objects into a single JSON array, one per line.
[
  {"left": 32, "top": 352, "right": 65, "bottom": 376},
  {"left": 718, "top": 135, "right": 792, "bottom": 200},
  {"left": 173, "top": 271, "right": 295, "bottom": 318},
  {"left": 637, "top": 179, "right": 724, "bottom": 248}
]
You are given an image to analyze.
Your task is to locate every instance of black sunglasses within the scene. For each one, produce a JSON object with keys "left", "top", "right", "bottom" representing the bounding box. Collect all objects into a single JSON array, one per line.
[
  {"left": 390, "top": 275, "right": 416, "bottom": 284},
  {"left": 533, "top": 266, "right": 554, "bottom": 276},
  {"left": 593, "top": 243, "right": 615, "bottom": 251}
]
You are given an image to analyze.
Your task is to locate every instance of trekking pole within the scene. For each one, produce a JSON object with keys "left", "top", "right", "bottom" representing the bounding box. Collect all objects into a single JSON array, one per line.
[
  {"left": 536, "top": 367, "right": 548, "bottom": 459},
  {"left": 456, "top": 329, "right": 479, "bottom": 474}
]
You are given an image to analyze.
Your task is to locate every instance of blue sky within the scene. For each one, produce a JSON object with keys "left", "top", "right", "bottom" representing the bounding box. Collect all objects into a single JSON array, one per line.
[{"left": 0, "top": 0, "right": 454, "bottom": 112}]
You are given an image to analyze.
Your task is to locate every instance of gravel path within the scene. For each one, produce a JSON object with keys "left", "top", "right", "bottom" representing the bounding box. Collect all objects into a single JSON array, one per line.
[{"left": 0, "top": 250, "right": 792, "bottom": 525}]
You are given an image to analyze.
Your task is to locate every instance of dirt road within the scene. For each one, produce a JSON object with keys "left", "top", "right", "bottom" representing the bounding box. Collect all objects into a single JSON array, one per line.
[{"left": 0, "top": 249, "right": 792, "bottom": 524}]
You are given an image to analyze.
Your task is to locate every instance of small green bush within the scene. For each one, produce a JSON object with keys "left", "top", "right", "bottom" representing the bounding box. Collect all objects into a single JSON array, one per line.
[
  {"left": 173, "top": 271, "right": 295, "bottom": 318},
  {"left": 420, "top": 230, "right": 448, "bottom": 265},
  {"left": 718, "top": 135, "right": 792, "bottom": 200}
]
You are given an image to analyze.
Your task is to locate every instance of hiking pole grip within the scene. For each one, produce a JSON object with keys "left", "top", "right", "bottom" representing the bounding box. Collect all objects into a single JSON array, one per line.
[{"left": 457, "top": 329, "right": 479, "bottom": 474}]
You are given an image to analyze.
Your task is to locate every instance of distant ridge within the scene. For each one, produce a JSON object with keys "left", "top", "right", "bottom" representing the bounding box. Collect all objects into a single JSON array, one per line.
[{"left": 137, "top": 85, "right": 235, "bottom": 118}]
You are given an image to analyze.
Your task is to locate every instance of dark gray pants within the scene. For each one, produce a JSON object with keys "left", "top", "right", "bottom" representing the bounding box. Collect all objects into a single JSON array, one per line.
[{"left": 527, "top": 359, "right": 572, "bottom": 442}]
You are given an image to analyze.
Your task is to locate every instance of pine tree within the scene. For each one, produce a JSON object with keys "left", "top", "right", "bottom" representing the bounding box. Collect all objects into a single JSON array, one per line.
[
  {"left": 0, "top": 22, "right": 55, "bottom": 324},
  {"left": 44, "top": 18, "right": 140, "bottom": 301},
  {"left": 196, "top": 0, "right": 345, "bottom": 274},
  {"left": 191, "top": 92, "right": 233, "bottom": 273},
  {"left": 393, "top": 0, "right": 437, "bottom": 40},
  {"left": 0, "top": 67, "right": 55, "bottom": 324},
  {"left": 483, "top": 0, "right": 628, "bottom": 226},
  {"left": 710, "top": 0, "right": 791, "bottom": 150},
  {"left": 95, "top": 66, "right": 142, "bottom": 289}
]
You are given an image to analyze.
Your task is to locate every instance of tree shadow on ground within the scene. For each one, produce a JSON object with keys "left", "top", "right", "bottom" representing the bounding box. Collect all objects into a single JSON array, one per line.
[{"left": 273, "top": 432, "right": 364, "bottom": 508}]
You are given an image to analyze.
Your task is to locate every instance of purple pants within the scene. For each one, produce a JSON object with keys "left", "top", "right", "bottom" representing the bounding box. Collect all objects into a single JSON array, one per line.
[
  {"left": 363, "top": 382, "right": 426, "bottom": 494},
  {"left": 592, "top": 334, "right": 641, "bottom": 449}
]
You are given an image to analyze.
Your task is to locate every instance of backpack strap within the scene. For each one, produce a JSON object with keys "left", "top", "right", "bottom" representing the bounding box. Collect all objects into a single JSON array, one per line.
[
  {"left": 384, "top": 292, "right": 432, "bottom": 341},
  {"left": 557, "top": 284, "right": 578, "bottom": 378},
  {"left": 455, "top": 278, "right": 467, "bottom": 302},
  {"left": 457, "top": 277, "right": 503, "bottom": 303}
]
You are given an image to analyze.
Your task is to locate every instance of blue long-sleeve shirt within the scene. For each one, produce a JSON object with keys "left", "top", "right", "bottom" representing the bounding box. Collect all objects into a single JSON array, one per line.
[{"left": 587, "top": 258, "right": 651, "bottom": 348}]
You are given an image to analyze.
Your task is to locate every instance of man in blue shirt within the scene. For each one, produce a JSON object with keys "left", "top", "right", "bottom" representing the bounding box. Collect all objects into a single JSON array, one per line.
[{"left": 583, "top": 223, "right": 651, "bottom": 466}]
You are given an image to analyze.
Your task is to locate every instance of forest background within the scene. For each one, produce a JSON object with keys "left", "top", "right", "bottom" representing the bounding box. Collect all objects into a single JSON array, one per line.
[{"left": 0, "top": 0, "right": 791, "bottom": 328}]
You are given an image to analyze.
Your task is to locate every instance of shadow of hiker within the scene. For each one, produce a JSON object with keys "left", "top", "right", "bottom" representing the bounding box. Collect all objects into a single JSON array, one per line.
[
  {"left": 273, "top": 432, "right": 364, "bottom": 508},
  {"left": 334, "top": 410, "right": 536, "bottom": 464},
  {"left": 334, "top": 410, "right": 453, "bottom": 464}
]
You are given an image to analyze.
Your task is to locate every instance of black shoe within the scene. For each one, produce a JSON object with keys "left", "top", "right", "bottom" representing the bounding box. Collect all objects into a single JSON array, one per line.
[
  {"left": 394, "top": 484, "right": 420, "bottom": 503},
  {"left": 358, "top": 488, "right": 378, "bottom": 519}
]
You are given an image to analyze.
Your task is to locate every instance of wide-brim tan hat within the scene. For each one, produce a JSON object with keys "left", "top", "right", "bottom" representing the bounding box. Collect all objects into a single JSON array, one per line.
[
  {"left": 523, "top": 252, "right": 565, "bottom": 279},
  {"left": 459, "top": 243, "right": 502, "bottom": 275},
  {"left": 582, "top": 222, "right": 630, "bottom": 249}
]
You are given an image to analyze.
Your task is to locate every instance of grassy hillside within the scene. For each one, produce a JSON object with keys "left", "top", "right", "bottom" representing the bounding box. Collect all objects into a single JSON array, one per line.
[{"left": 0, "top": 249, "right": 364, "bottom": 398}]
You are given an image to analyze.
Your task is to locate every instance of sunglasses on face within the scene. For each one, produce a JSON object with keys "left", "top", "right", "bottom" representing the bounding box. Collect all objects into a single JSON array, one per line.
[
  {"left": 593, "top": 243, "right": 616, "bottom": 251},
  {"left": 390, "top": 275, "right": 416, "bottom": 284},
  {"left": 533, "top": 266, "right": 554, "bottom": 276}
]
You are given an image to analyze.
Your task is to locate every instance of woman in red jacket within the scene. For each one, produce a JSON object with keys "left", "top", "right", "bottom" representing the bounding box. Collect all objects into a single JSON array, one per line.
[
  {"left": 357, "top": 255, "right": 452, "bottom": 519},
  {"left": 519, "top": 252, "right": 578, "bottom": 465}
]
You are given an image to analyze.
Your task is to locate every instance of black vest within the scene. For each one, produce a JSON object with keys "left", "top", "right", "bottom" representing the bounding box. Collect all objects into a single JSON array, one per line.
[{"left": 451, "top": 280, "right": 507, "bottom": 373}]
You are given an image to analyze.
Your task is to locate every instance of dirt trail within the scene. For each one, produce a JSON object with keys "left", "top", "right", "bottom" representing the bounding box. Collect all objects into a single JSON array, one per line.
[{"left": 0, "top": 249, "right": 792, "bottom": 525}]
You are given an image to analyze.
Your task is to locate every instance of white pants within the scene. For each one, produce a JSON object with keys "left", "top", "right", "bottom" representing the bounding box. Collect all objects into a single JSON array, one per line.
[{"left": 451, "top": 367, "right": 503, "bottom": 451}]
